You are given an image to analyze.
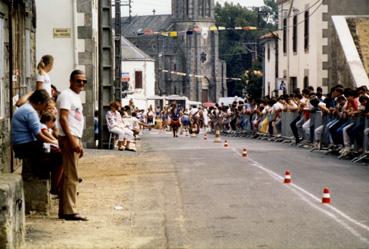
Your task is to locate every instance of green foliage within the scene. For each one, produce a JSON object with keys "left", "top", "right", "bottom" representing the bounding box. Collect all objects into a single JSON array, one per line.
[
  {"left": 215, "top": 1, "right": 277, "bottom": 98},
  {"left": 244, "top": 69, "right": 263, "bottom": 99},
  {"left": 261, "top": 0, "right": 278, "bottom": 27}
]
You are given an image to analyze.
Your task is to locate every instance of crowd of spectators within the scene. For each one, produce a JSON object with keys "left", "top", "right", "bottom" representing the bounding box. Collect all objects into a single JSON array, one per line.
[
  {"left": 203, "top": 85, "right": 369, "bottom": 160},
  {"left": 147, "top": 85, "right": 369, "bottom": 161}
]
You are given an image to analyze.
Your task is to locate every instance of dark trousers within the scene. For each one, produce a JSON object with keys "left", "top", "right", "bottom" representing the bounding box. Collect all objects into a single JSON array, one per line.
[
  {"left": 329, "top": 120, "right": 345, "bottom": 145},
  {"left": 290, "top": 115, "right": 301, "bottom": 143},
  {"left": 349, "top": 118, "right": 365, "bottom": 148},
  {"left": 13, "top": 141, "right": 46, "bottom": 180}
]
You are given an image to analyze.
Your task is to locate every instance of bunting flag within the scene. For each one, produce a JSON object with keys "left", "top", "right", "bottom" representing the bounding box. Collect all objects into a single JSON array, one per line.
[
  {"left": 143, "top": 28, "right": 154, "bottom": 35},
  {"left": 193, "top": 25, "right": 202, "bottom": 33},
  {"left": 169, "top": 31, "right": 178, "bottom": 37},
  {"left": 139, "top": 26, "right": 258, "bottom": 37},
  {"left": 243, "top": 26, "right": 257, "bottom": 31},
  {"left": 209, "top": 25, "right": 218, "bottom": 31},
  {"left": 201, "top": 27, "right": 209, "bottom": 39},
  {"left": 159, "top": 69, "right": 241, "bottom": 81}
]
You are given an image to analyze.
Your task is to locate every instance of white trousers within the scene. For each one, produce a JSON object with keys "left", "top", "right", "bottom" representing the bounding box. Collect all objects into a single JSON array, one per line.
[
  {"left": 343, "top": 122, "right": 354, "bottom": 147},
  {"left": 110, "top": 127, "right": 134, "bottom": 141}
]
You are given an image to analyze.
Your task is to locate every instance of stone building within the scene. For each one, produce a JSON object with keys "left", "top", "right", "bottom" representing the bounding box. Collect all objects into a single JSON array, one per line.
[
  {"left": 324, "top": 0, "right": 369, "bottom": 88},
  {"left": 35, "top": 0, "right": 99, "bottom": 148},
  {"left": 0, "top": 0, "right": 37, "bottom": 172},
  {"left": 262, "top": 0, "right": 369, "bottom": 96},
  {"left": 121, "top": 36, "right": 156, "bottom": 109},
  {"left": 122, "top": 0, "right": 227, "bottom": 102}
]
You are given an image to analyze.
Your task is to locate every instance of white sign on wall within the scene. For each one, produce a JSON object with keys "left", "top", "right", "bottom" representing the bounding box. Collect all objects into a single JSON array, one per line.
[{"left": 53, "top": 28, "right": 71, "bottom": 38}]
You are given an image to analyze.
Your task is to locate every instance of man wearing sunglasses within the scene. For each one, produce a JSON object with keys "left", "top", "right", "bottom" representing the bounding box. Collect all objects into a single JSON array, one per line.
[{"left": 56, "top": 69, "right": 88, "bottom": 221}]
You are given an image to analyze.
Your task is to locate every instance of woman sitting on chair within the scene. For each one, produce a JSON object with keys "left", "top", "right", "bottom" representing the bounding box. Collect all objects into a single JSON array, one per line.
[{"left": 106, "top": 101, "right": 135, "bottom": 151}]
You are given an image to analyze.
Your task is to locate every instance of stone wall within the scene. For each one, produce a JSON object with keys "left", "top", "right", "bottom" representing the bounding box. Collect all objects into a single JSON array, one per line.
[
  {"left": 0, "top": 175, "right": 25, "bottom": 249},
  {"left": 0, "top": 0, "right": 36, "bottom": 173},
  {"left": 77, "top": 0, "right": 99, "bottom": 148},
  {"left": 323, "top": 0, "right": 369, "bottom": 88},
  {"left": 330, "top": 30, "right": 355, "bottom": 88},
  {"left": 355, "top": 18, "right": 369, "bottom": 77}
]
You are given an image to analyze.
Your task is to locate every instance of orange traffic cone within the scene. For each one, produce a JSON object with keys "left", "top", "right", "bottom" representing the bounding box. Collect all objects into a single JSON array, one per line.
[
  {"left": 224, "top": 140, "right": 229, "bottom": 148},
  {"left": 204, "top": 134, "right": 208, "bottom": 140},
  {"left": 322, "top": 188, "right": 331, "bottom": 204},
  {"left": 242, "top": 148, "right": 248, "bottom": 157},
  {"left": 283, "top": 170, "right": 292, "bottom": 184}
]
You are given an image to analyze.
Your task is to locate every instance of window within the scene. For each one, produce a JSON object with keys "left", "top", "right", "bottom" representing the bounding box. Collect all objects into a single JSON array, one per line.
[
  {"left": 303, "top": 76, "right": 309, "bottom": 89},
  {"left": 267, "top": 44, "right": 270, "bottom": 61},
  {"left": 135, "top": 71, "right": 143, "bottom": 89},
  {"left": 304, "top": 11, "right": 309, "bottom": 51},
  {"left": 283, "top": 18, "right": 287, "bottom": 54},
  {"left": 202, "top": 89, "right": 208, "bottom": 102},
  {"left": 207, "top": 0, "right": 211, "bottom": 17},
  {"left": 0, "top": 17, "right": 4, "bottom": 119},
  {"left": 185, "top": 0, "right": 189, "bottom": 17},
  {"left": 275, "top": 41, "right": 279, "bottom": 78},
  {"left": 292, "top": 15, "right": 297, "bottom": 53},
  {"left": 289, "top": 77, "right": 297, "bottom": 94},
  {"left": 200, "top": 0, "right": 204, "bottom": 17}
]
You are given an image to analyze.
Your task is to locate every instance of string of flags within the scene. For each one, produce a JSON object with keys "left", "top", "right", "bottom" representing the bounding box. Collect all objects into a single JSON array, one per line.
[
  {"left": 160, "top": 69, "right": 242, "bottom": 81},
  {"left": 140, "top": 25, "right": 258, "bottom": 37}
]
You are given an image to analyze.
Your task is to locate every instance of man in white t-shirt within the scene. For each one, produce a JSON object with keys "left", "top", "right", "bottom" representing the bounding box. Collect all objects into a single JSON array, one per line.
[{"left": 57, "top": 69, "right": 87, "bottom": 221}]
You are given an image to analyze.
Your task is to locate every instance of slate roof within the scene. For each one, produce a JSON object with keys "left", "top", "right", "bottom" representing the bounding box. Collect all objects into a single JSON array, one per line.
[
  {"left": 121, "top": 36, "right": 154, "bottom": 61},
  {"left": 122, "top": 15, "right": 174, "bottom": 37}
]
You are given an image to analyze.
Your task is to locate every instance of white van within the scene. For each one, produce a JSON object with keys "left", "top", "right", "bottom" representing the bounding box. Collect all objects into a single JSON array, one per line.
[{"left": 218, "top": 96, "right": 244, "bottom": 106}]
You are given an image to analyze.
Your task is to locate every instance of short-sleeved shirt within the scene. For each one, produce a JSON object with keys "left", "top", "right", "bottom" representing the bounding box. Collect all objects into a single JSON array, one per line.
[
  {"left": 106, "top": 110, "right": 123, "bottom": 131},
  {"left": 57, "top": 88, "right": 84, "bottom": 138},
  {"left": 36, "top": 73, "right": 52, "bottom": 96},
  {"left": 11, "top": 103, "right": 41, "bottom": 145}
]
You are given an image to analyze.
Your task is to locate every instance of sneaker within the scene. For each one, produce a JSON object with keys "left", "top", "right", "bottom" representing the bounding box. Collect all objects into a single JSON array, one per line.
[
  {"left": 340, "top": 147, "right": 351, "bottom": 157},
  {"left": 125, "top": 147, "right": 136, "bottom": 152},
  {"left": 60, "top": 213, "right": 88, "bottom": 221}
]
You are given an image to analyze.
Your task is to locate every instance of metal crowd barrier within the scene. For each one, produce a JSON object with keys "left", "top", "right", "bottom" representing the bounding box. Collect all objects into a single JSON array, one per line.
[
  {"left": 309, "top": 111, "right": 323, "bottom": 143},
  {"left": 352, "top": 117, "right": 369, "bottom": 163},
  {"left": 281, "top": 111, "right": 299, "bottom": 138},
  {"left": 365, "top": 118, "right": 369, "bottom": 153}
]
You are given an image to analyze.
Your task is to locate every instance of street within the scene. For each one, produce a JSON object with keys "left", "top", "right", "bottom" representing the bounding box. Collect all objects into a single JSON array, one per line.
[{"left": 25, "top": 131, "right": 369, "bottom": 249}]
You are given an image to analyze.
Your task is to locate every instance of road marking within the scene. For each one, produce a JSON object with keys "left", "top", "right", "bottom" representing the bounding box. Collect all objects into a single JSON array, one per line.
[{"left": 231, "top": 147, "right": 369, "bottom": 245}]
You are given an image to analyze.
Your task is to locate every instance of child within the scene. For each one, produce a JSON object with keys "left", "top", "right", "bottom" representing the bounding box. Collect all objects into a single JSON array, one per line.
[
  {"left": 40, "top": 112, "right": 63, "bottom": 196},
  {"left": 40, "top": 112, "right": 58, "bottom": 146}
]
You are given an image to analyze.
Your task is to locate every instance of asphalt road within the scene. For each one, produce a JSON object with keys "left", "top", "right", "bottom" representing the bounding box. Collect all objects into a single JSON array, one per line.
[{"left": 143, "top": 130, "right": 369, "bottom": 249}]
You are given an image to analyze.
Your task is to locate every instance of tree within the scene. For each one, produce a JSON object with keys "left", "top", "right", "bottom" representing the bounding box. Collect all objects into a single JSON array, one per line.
[
  {"left": 261, "top": 0, "right": 278, "bottom": 27},
  {"left": 215, "top": 1, "right": 277, "bottom": 98},
  {"left": 244, "top": 68, "right": 263, "bottom": 99}
]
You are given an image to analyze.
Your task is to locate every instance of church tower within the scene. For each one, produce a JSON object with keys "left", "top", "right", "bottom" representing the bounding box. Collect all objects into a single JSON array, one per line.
[
  {"left": 172, "top": 0, "right": 214, "bottom": 22},
  {"left": 169, "top": 0, "right": 226, "bottom": 102}
]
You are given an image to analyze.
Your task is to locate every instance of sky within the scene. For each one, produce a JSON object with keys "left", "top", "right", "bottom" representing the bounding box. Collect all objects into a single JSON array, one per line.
[{"left": 122, "top": 0, "right": 265, "bottom": 16}]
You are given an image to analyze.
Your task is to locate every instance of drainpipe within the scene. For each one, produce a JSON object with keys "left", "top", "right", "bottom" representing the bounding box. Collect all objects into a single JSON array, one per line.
[
  {"left": 8, "top": 0, "right": 14, "bottom": 172},
  {"left": 72, "top": 0, "right": 78, "bottom": 68},
  {"left": 286, "top": 0, "right": 294, "bottom": 93}
]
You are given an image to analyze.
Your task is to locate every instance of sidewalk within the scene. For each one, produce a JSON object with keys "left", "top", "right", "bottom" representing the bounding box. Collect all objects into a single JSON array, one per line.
[{"left": 23, "top": 140, "right": 185, "bottom": 249}]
